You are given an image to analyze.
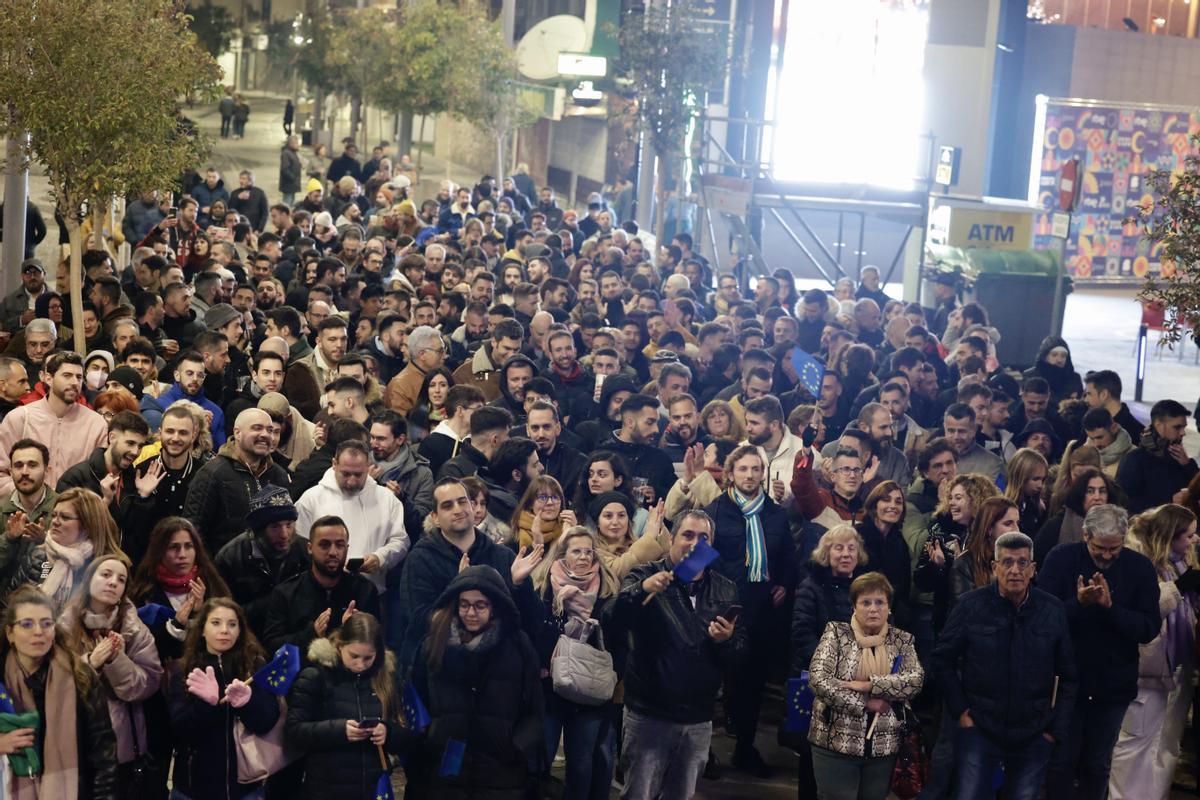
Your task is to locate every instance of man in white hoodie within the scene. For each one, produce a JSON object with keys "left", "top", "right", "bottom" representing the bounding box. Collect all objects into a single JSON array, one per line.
[{"left": 294, "top": 439, "right": 409, "bottom": 593}]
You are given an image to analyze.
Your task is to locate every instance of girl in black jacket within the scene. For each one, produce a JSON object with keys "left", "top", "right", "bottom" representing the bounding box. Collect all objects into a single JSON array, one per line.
[
  {"left": 286, "top": 612, "right": 411, "bottom": 799},
  {"left": 167, "top": 598, "right": 281, "bottom": 800},
  {"left": 412, "top": 565, "right": 544, "bottom": 800}
]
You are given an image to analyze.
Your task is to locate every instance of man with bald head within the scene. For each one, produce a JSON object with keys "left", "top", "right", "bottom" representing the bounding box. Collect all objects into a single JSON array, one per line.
[
  {"left": 528, "top": 310, "right": 554, "bottom": 362},
  {"left": 184, "top": 407, "right": 292, "bottom": 553}
]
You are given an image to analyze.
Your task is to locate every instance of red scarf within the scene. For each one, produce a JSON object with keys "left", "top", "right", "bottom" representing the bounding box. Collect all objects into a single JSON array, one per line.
[
  {"left": 551, "top": 361, "right": 583, "bottom": 383},
  {"left": 155, "top": 563, "right": 198, "bottom": 593}
]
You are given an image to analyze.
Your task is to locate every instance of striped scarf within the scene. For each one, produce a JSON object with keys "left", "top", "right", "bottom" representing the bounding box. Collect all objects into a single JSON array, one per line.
[{"left": 730, "top": 487, "right": 768, "bottom": 582}]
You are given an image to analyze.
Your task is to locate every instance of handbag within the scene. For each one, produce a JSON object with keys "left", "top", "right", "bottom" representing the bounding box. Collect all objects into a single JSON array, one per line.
[
  {"left": 123, "top": 704, "right": 163, "bottom": 798},
  {"left": 233, "top": 695, "right": 298, "bottom": 784},
  {"left": 550, "top": 617, "right": 617, "bottom": 706},
  {"left": 889, "top": 704, "right": 928, "bottom": 800}
]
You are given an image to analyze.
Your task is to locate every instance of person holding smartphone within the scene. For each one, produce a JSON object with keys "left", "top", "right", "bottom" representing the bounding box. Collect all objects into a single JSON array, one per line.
[{"left": 287, "top": 612, "right": 412, "bottom": 798}]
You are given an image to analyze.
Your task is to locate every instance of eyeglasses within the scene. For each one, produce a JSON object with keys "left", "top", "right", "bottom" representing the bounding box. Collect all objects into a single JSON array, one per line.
[
  {"left": 536, "top": 495, "right": 562, "bottom": 505},
  {"left": 834, "top": 467, "right": 864, "bottom": 476},
  {"left": 996, "top": 557, "right": 1032, "bottom": 571},
  {"left": 13, "top": 618, "right": 54, "bottom": 631},
  {"left": 458, "top": 600, "right": 492, "bottom": 615}
]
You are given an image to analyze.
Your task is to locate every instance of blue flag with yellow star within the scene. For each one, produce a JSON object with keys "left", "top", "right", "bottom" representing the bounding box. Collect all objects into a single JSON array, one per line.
[
  {"left": 136, "top": 603, "right": 174, "bottom": 629},
  {"left": 784, "top": 672, "right": 814, "bottom": 733},
  {"left": 673, "top": 539, "right": 719, "bottom": 583},
  {"left": 401, "top": 682, "right": 431, "bottom": 732},
  {"left": 374, "top": 770, "right": 395, "bottom": 800},
  {"left": 0, "top": 679, "right": 14, "bottom": 715},
  {"left": 252, "top": 644, "right": 300, "bottom": 696},
  {"left": 790, "top": 347, "right": 825, "bottom": 398}
]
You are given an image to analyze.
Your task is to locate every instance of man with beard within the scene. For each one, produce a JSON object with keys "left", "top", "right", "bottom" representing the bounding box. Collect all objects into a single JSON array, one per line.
[
  {"left": 158, "top": 350, "right": 226, "bottom": 449},
  {"left": 184, "top": 408, "right": 291, "bottom": 554},
  {"left": 576, "top": 375, "right": 638, "bottom": 454},
  {"left": 361, "top": 313, "right": 408, "bottom": 385},
  {"left": 438, "top": 407, "right": 512, "bottom": 482},
  {"left": 369, "top": 410, "right": 434, "bottom": 530},
  {"left": 0, "top": 351, "right": 108, "bottom": 495},
  {"left": 261, "top": 514, "right": 379, "bottom": 655},
  {"left": 479, "top": 437, "right": 542, "bottom": 525},
  {"left": 57, "top": 410, "right": 151, "bottom": 526},
  {"left": 419, "top": 385, "right": 485, "bottom": 478},
  {"left": 448, "top": 300, "right": 489, "bottom": 366},
  {"left": 122, "top": 403, "right": 209, "bottom": 565},
  {"left": 661, "top": 394, "right": 710, "bottom": 463},
  {"left": 604, "top": 394, "right": 676, "bottom": 506},
  {"left": 452, "top": 319, "right": 523, "bottom": 403},
  {"left": 599, "top": 270, "right": 626, "bottom": 327},
  {"left": 543, "top": 330, "right": 592, "bottom": 422},
  {"left": 525, "top": 401, "right": 584, "bottom": 494},
  {"left": 225, "top": 351, "right": 286, "bottom": 438},
  {"left": 822, "top": 402, "right": 910, "bottom": 487},
  {"left": 214, "top": 484, "right": 310, "bottom": 636},
  {"left": 0, "top": 359, "right": 30, "bottom": 421},
  {"left": 0, "top": 439, "right": 56, "bottom": 542},
  {"left": 490, "top": 355, "right": 537, "bottom": 424},
  {"left": 1116, "top": 399, "right": 1198, "bottom": 512},
  {"left": 1037, "top": 505, "right": 1159, "bottom": 800}
]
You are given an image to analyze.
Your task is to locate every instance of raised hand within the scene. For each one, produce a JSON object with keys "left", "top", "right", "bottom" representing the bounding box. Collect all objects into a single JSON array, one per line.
[
  {"left": 5, "top": 511, "right": 27, "bottom": 541},
  {"left": 313, "top": 608, "right": 332, "bottom": 637},
  {"left": 0, "top": 728, "right": 35, "bottom": 755},
  {"left": 135, "top": 459, "right": 166, "bottom": 498},
  {"left": 559, "top": 509, "right": 578, "bottom": 529},
  {"left": 682, "top": 443, "right": 703, "bottom": 484},
  {"left": 89, "top": 636, "right": 117, "bottom": 669},
  {"left": 186, "top": 666, "right": 220, "bottom": 705},
  {"left": 224, "top": 678, "right": 252, "bottom": 708},
  {"left": 863, "top": 455, "right": 880, "bottom": 484},
  {"left": 511, "top": 544, "right": 544, "bottom": 585},
  {"left": 341, "top": 601, "right": 357, "bottom": 624},
  {"left": 645, "top": 499, "right": 665, "bottom": 539},
  {"left": 98, "top": 473, "right": 119, "bottom": 504}
]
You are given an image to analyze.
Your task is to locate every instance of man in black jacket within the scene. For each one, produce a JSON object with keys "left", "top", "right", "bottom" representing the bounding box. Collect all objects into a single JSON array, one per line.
[
  {"left": 606, "top": 509, "right": 746, "bottom": 800},
  {"left": 436, "top": 406, "right": 511, "bottom": 481},
  {"left": 603, "top": 394, "right": 676, "bottom": 506},
  {"left": 1115, "top": 398, "right": 1199, "bottom": 513},
  {"left": 214, "top": 485, "right": 309, "bottom": 637},
  {"left": 260, "top": 514, "right": 378, "bottom": 657},
  {"left": 1036, "top": 504, "right": 1160, "bottom": 800},
  {"left": 933, "top": 531, "right": 1077, "bottom": 800},
  {"left": 525, "top": 401, "right": 584, "bottom": 496},
  {"left": 392, "top": 478, "right": 541, "bottom": 672}
]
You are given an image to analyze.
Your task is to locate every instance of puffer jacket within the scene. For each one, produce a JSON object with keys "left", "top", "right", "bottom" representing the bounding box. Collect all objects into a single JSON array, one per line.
[
  {"left": 167, "top": 651, "right": 282, "bottom": 800},
  {"left": 807, "top": 622, "right": 924, "bottom": 758},
  {"left": 933, "top": 584, "right": 1077, "bottom": 748},
  {"left": 791, "top": 565, "right": 858, "bottom": 674},
  {"left": 213, "top": 530, "right": 310, "bottom": 635},
  {"left": 706, "top": 491, "right": 796, "bottom": 619},
  {"left": 182, "top": 442, "right": 292, "bottom": 555},
  {"left": 286, "top": 638, "right": 412, "bottom": 799},
  {"left": 411, "top": 566, "right": 544, "bottom": 799},
  {"left": 60, "top": 601, "right": 163, "bottom": 765},
  {"left": 605, "top": 558, "right": 748, "bottom": 725}
]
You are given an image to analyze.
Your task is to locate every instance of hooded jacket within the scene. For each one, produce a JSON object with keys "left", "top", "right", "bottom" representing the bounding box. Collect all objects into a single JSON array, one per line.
[
  {"left": 410, "top": 566, "right": 544, "bottom": 798},
  {"left": 295, "top": 469, "right": 410, "bottom": 592},
  {"left": 1023, "top": 335, "right": 1084, "bottom": 404},
  {"left": 286, "top": 638, "right": 412, "bottom": 799},
  {"left": 489, "top": 355, "right": 537, "bottom": 425}
]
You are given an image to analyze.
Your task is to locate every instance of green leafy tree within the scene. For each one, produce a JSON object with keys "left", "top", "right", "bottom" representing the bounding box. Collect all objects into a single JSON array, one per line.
[
  {"left": 0, "top": 0, "right": 219, "bottom": 353},
  {"left": 328, "top": 7, "right": 400, "bottom": 143},
  {"left": 186, "top": 0, "right": 237, "bottom": 58},
  {"left": 1136, "top": 134, "right": 1200, "bottom": 344},
  {"left": 613, "top": 0, "right": 721, "bottom": 237}
]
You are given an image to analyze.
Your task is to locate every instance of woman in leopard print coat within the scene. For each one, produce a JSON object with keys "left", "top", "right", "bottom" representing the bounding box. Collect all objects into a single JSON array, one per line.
[{"left": 807, "top": 571, "right": 924, "bottom": 799}]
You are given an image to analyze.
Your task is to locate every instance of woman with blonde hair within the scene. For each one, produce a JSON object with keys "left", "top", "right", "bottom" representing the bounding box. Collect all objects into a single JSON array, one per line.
[
  {"left": 700, "top": 399, "right": 745, "bottom": 442},
  {"left": 512, "top": 475, "right": 578, "bottom": 550},
  {"left": 0, "top": 487, "right": 123, "bottom": 611},
  {"left": 792, "top": 525, "right": 869, "bottom": 672},
  {"left": 1110, "top": 504, "right": 1199, "bottom": 799},
  {"left": 1001, "top": 448, "right": 1046, "bottom": 530},
  {"left": 531, "top": 527, "right": 623, "bottom": 799}
]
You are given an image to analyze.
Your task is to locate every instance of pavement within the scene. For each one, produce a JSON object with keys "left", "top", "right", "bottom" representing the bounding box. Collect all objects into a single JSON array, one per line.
[{"left": 12, "top": 93, "right": 1200, "bottom": 798}]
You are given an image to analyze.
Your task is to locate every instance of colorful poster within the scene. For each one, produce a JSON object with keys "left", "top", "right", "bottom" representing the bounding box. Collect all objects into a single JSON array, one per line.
[{"left": 1031, "top": 98, "right": 1200, "bottom": 282}]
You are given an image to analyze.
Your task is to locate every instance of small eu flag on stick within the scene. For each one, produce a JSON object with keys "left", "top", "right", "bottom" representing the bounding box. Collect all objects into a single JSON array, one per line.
[
  {"left": 643, "top": 539, "right": 720, "bottom": 605},
  {"left": 136, "top": 603, "right": 174, "bottom": 629},
  {"left": 251, "top": 644, "right": 301, "bottom": 696},
  {"left": 401, "top": 682, "right": 431, "bottom": 732},
  {"left": 790, "top": 347, "right": 825, "bottom": 398},
  {"left": 374, "top": 744, "right": 395, "bottom": 800}
]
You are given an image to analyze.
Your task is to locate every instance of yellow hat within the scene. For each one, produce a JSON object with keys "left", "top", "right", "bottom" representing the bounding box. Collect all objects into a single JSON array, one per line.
[
  {"left": 305, "top": 177, "right": 323, "bottom": 194},
  {"left": 396, "top": 199, "right": 416, "bottom": 217}
]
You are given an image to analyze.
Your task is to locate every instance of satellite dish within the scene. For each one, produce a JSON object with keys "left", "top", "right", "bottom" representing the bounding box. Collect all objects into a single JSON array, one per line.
[{"left": 515, "top": 15, "right": 588, "bottom": 81}]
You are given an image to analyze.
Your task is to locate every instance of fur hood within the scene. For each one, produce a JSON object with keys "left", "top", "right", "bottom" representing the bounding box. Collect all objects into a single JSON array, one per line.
[{"left": 306, "top": 635, "right": 399, "bottom": 675}]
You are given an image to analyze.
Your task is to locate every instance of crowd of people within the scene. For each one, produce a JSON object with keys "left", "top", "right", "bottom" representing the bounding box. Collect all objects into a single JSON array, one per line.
[{"left": 0, "top": 125, "right": 1193, "bottom": 800}]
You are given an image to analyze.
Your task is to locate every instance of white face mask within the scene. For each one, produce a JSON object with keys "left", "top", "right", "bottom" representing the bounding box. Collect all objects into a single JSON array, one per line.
[{"left": 85, "top": 370, "right": 108, "bottom": 391}]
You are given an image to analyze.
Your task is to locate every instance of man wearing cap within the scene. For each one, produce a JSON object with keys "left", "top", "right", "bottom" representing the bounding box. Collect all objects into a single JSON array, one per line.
[
  {"left": 214, "top": 484, "right": 310, "bottom": 635},
  {"left": 923, "top": 272, "right": 960, "bottom": 339},
  {"left": 3, "top": 259, "right": 47, "bottom": 331}
]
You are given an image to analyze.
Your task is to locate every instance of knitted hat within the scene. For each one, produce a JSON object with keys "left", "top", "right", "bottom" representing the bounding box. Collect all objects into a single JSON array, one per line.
[
  {"left": 305, "top": 177, "right": 323, "bottom": 195},
  {"left": 336, "top": 175, "right": 357, "bottom": 194},
  {"left": 588, "top": 491, "right": 635, "bottom": 525},
  {"left": 313, "top": 211, "right": 334, "bottom": 229},
  {"left": 106, "top": 366, "right": 144, "bottom": 399},
  {"left": 204, "top": 303, "right": 241, "bottom": 331},
  {"left": 246, "top": 484, "right": 297, "bottom": 531},
  {"left": 395, "top": 199, "right": 417, "bottom": 217}
]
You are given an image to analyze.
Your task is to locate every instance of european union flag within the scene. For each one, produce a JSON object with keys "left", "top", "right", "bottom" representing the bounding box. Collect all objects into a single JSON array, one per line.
[
  {"left": 0, "top": 680, "right": 14, "bottom": 714},
  {"left": 374, "top": 771, "right": 395, "bottom": 800},
  {"left": 673, "top": 539, "right": 719, "bottom": 583},
  {"left": 252, "top": 644, "right": 300, "bottom": 696},
  {"left": 790, "top": 347, "right": 825, "bottom": 398},
  {"left": 784, "top": 673, "right": 814, "bottom": 733},
  {"left": 401, "top": 682, "right": 431, "bottom": 732},
  {"left": 137, "top": 603, "right": 174, "bottom": 629}
]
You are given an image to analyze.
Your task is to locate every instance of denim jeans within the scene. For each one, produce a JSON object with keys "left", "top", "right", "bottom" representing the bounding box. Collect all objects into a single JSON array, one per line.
[
  {"left": 1046, "top": 695, "right": 1129, "bottom": 800},
  {"left": 953, "top": 726, "right": 1054, "bottom": 800},
  {"left": 543, "top": 689, "right": 616, "bottom": 800},
  {"left": 620, "top": 708, "right": 711, "bottom": 800}
]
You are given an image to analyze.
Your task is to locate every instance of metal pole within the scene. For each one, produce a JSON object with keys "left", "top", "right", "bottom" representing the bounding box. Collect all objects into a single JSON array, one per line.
[
  {"left": 1135, "top": 323, "right": 1148, "bottom": 402},
  {"left": 2, "top": 126, "right": 30, "bottom": 297},
  {"left": 1049, "top": 212, "right": 1070, "bottom": 336}
]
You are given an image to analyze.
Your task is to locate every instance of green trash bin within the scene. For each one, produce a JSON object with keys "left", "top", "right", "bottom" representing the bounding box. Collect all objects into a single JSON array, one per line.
[{"left": 971, "top": 271, "right": 1072, "bottom": 369}]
